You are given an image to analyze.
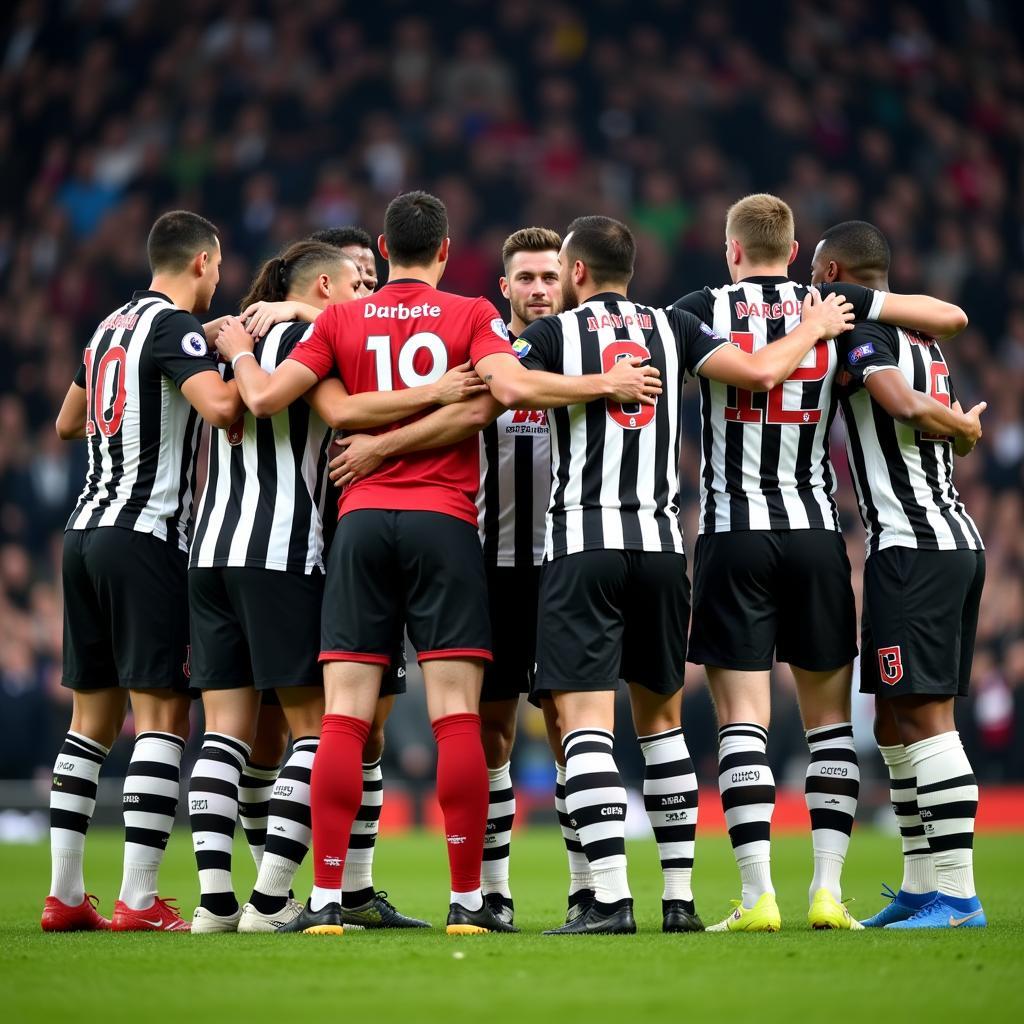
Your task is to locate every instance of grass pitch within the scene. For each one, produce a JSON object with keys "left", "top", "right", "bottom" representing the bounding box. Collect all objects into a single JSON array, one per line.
[{"left": 1, "top": 828, "right": 1021, "bottom": 1024}]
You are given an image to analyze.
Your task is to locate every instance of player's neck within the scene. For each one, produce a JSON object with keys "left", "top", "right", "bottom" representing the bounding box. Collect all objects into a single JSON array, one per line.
[
  {"left": 575, "top": 281, "right": 629, "bottom": 304},
  {"left": 149, "top": 274, "right": 198, "bottom": 313},
  {"left": 286, "top": 290, "right": 328, "bottom": 312},
  {"left": 385, "top": 263, "right": 441, "bottom": 287},
  {"left": 736, "top": 263, "right": 789, "bottom": 281},
  {"left": 508, "top": 314, "right": 527, "bottom": 337}
]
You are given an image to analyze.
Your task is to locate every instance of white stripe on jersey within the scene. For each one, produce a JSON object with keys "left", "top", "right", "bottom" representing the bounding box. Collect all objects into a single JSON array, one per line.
[
  {"left": 189, "top": 322, "right": 330, "bottom": 573},
  {"left": 842, "top": 330, "right": 982, "bottom": 556},
  {"left": 551, "top": 311, "right": 588, "bottom": 559},
  {"left": 699, "top": 280, "right": 839, "bottom": 534}
]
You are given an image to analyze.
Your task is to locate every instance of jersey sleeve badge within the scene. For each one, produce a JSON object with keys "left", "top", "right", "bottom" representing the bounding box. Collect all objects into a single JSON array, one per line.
[
  {"left": 181, "top": 332, "right": 209, "bottom": 357},
  {"left": 512, "top": 337, "right": 532, "bottom": 359},
  {"left": 848, "top": 342, "right": 875, "bottom": 364},
  {"left": 491, "top": 318, "right": 510, "bottom": 340}
]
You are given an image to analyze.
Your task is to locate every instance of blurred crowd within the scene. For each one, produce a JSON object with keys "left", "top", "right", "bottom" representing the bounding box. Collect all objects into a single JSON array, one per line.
[{"left": 1, "top": 0, "right": 1023, "bottom": 792}]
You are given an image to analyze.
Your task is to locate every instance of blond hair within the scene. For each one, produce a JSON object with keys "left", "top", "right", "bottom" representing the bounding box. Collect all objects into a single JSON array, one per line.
[
  {"left": 725, "top": 193, "right": 795, "bottom": 265},
  {"left": 501, "top": 226, "right": 562, "bottom": 273}
]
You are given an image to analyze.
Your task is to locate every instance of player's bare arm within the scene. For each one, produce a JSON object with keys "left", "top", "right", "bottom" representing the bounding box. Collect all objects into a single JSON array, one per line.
[
  {"left": 329, "top": 393, "right": 504, "bottom": 487},
  {"left": 213, "top": 315, "right": 318, "bottom": 416},
  {"left": 699, "top": 290, "right": 854, "bottom": 391},
  {"left": 180, "top": 369, "right": 243, "bottom": 427},
  {"left": 305, "top": 360, "right": 487, "bottom": 430},
  {"left": 875, "top": 294, "right": 968, "bottom": 341},
  {"left": 475, "top": 351, "right": 661, "bottom": 409},
  {"left": 55, "top": 382, "right": 88, "bottom": 440},
  {"left": 864, "top": 368, "right": 986, "bottom": 453}
]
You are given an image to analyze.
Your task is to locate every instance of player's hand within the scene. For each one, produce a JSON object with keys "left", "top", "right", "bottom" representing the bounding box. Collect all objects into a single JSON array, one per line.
[
  {"left": 802, "top": 288, "right": 855, "bottom": 340},
  {"left": 240, "top": 301, "right": 306, "bottom": 339},
  {"left": 328, "top": 434, "right": 385, "bottom": 487},
  {"left": 953, "top": 399, "right": 986, "bottom": 456},
  {"left": 431, "top": 360, "right": 488, "bottom": 405},
  {"left": 214, "top": 316, "right": 255, "bottom": 362},
  {"left": 604, "top": 356, "right": 663, "bottom": 406}
]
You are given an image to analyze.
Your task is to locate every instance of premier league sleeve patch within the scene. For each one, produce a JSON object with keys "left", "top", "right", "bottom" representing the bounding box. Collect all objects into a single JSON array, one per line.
[
  {"left": 512, "top": 337, "right": 532, "bottom": 360},
  {"left": 181, "top": 332, "right": 209, "bottom": 357},
  {"left": 491, "top": 318, "right": 510, "bottom": 340},
  {"left": 848, "top": 342, "right": 875, "bottom": 364}
]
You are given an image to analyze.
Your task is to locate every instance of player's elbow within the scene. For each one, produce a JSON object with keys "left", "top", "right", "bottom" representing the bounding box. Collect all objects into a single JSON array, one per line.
[
  {"left": 885, "top": 392, "right": 923, "bottom": 424},
  {"left": 937, "top": 304, "right": 969, "bottom": 340},
  {"left": 55, "top": 416, "right": 78, "bottom": 440},
  {"left": 243, "top": 392, "right": 279, "bottom": 419},
  {"left": 203, "top": 396, "right": 243, "bottom": 427},
  {"left": 486, "top": 376, "right": 525, "bottom": 409},
  {"left": 747, "top": 369, "right": 778, "bottom": 393}
]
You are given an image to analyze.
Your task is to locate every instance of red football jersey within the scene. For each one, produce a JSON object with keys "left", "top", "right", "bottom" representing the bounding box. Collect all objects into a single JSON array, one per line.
[{"left": 288, "top": 279, "right": 515, "bottom": 525}]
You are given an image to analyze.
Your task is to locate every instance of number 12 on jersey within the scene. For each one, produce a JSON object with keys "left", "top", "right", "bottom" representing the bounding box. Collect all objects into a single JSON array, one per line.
[{"left": 723, "top": 331, "right": 828, "bottom": 425}]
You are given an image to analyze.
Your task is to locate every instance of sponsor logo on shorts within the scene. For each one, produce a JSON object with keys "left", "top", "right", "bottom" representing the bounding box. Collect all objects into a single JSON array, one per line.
[
  {"left": 731, "top": 770, "right": 761, "bottom": 783},
  {"left": 878, "top": 645, "right": 904, "bottom": 685}
]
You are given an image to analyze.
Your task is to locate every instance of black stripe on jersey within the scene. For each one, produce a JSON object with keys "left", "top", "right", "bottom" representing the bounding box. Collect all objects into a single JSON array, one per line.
[
  {"left": 649, "top": 316, "right": 675, "bottom": 551},
  {"left": 609, "top": 301, "right": 643, "bottom": 548},
  {"left": 757, "top": 283, "right": 789, "bottom": 530},
  {"left": 285, "top": 398, "right": 315, "bottom": 569},
  {"left": 723, "top": 294, "right": 750, "bottom": 530},
  {"left": 312, "top": 431, "right": 332, "bottom": 535},
  {"left": 698, "top": 374, "right": 717, "bottom": 534},
  {"left": 908, "top": 345, "right": 970, "bottom": 549},
  {"left": 550, "top": 404, "right": 572, "bottom": 558},
  {"left": 512, "top": 435, "right": 535, "bottom": 568},
  {"left": 941, "top": 443, "right": 984, "bottom": 548},
  {"left": 244, "top": 416, "right": 279, "bottom": 564},
  {"left": 817, "top": 389, "right": 841, "bottom": 531},
  {"left": 213, "top": 439, "right": 247, "bottom": 564},
  {"left": 870, "top": 396, "right": 938, "bottom": 547},
  {"left": 577, "top": 308, "right": 606, "bottom": 550},
  {"left": 189, "top": 422, "right": 218, "bottom": 557},
  {"left": 481, "top": 422, "right": 500, "bottom": 564}
]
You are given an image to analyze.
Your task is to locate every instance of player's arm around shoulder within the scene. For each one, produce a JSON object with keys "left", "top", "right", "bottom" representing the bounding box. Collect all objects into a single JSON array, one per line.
[
  {"left": 213, "top": 314, "right": 319, "bottom": 418},
  {"left": 871, "top": 292, "right": 968, "bottom": 341},
  {"left": 697, "top": 289, "right": 854, "bottom": 391}
]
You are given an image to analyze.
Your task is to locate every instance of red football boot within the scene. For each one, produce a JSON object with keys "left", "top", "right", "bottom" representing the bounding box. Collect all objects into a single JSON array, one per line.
[
  {"left": 111, "top": 897, "right": 191, "bottom": 932},
  {"left": 41, "top": 893, "right": 111, "bottom": 932}
]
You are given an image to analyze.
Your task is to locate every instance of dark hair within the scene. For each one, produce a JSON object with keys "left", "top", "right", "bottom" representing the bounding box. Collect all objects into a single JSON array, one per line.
[
  {"left": 817, "top": 220, "right": 891, "bottom": 278},
  {"left": 383, "top": 191, "right": 448, "bottom": 267},
  {"left": 501, "top": 226, "right": 563, "bottom": 273},
  {"left": 239, "top": 241, "right": 352, "bottom": 311},
  {"left": 564, "top": 215, "right": 635, "bottom": 286},
  {"left": 147, "top": 210, "right": 219, "bottom": 273},
  {"left": 309, "top": 226, "right": 373, "bottom": 251}
]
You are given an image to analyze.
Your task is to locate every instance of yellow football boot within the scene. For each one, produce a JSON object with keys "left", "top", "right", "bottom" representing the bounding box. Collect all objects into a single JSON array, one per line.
[
  {"left": 808, "top": 888, "right": 864, "bottom": 930},
  {"left": 706, "top": 891, "right": 782, "bottom": 932}
]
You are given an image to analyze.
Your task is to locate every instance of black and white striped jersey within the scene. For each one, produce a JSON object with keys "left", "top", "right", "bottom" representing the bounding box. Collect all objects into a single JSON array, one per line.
[
  {"left": 189, "top": 321, "right": 333, "bottom": 574},
  {"left": 518, "top": 294, "right": 728, "bottom": 560},
  {"left": 66, "top": 290, "right": 218, "bottom": 552},
  {"left": 837, "top": 321, "right": 983, "bottom": 556},
  {"left": 674, "top": 278, "right": 884, "bottom": 535},
  {"left": 477, "top": 332, "right": 550, "bottom": 568}
]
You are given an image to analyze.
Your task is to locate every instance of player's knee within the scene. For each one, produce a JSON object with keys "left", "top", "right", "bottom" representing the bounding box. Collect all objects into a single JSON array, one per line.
[
  {"left": 480, "top": 722, "right": 515, "bottom": 767},
  {"left": 363, "top": 725, "right": 385, "bottom": 764}
]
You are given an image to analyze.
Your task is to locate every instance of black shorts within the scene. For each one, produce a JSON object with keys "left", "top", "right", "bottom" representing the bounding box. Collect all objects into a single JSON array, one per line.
[
  {"left": 532, "top": 549, "right": 689, "bottom": 702},
  {"left": 321, "top": 510, "right": 491, "bottom": 666},
  {"left": 482, "top": 565, "right": 541, "bottom": 702},
  {"left": 861, "top": 547, "right": 985, "bottom": 698},
  {"left": 62, "top": 528, "right": 190, "bottom": 691},
  {"left": 688, "top": 530, "right": 857, "bottom": 672},
  {"left": 188, "top": 568, "right": 324, "bottom": 690}
]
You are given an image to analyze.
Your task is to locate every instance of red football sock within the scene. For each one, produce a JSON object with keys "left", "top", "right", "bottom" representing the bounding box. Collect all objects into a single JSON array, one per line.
[
  {"left": 432, "top": 712, "right": 489, "bottom": 893},
  {"left": 311, "top": 714, "right": 370, "bottom": 889}
]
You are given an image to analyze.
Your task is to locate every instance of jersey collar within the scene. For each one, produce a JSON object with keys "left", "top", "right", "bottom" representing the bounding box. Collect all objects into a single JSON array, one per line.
[
  {"left": 132, "top": 289, "right": 173, "bottom": 302},
  {"left": 738, "top": 276, "right": 790, "bottom": 285},
  {"left": 586, "top": 291, "right": 628, "bottom": 302}
]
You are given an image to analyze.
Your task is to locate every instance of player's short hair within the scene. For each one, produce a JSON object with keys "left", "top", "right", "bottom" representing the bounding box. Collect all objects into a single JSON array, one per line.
[
  {"left": 564, "top": 215, "right": 635, "bottom": 286},
  {"left": 817, "top": 220, "right": 892, "bottom": 278},
  {"left": 501, "top": 227, "right": 563, "bottom": 274},
  {"left": 725, "top": 193, "right": 794, "bottom": 264},
  {"left": 383, "top": 191, "right": 448, "bottom": 267},
  {"left": 309, "top": 226, "right": 374, "bottom": 252},
  {"left": 239, "top": 240, "right": 353, "bottom": 311},
  {"left": 147, "top": 210, "right": 219, "bottom": 273}
]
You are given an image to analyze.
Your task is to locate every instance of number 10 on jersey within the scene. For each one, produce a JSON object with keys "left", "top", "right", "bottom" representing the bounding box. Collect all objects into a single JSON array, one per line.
[{"left": 366, "top": 333, "right": 448, "bottom": 390}]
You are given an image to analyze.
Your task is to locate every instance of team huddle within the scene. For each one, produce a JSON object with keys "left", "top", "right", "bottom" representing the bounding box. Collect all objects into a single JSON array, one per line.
[{"left": 42, "top": 189, "right": 989, "bottom": 938}]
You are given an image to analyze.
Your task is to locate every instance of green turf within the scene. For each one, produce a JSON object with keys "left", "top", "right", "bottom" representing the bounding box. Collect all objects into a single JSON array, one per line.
[{"left": 2, "top": 828, "right": 1021, "bottom": 1023}]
